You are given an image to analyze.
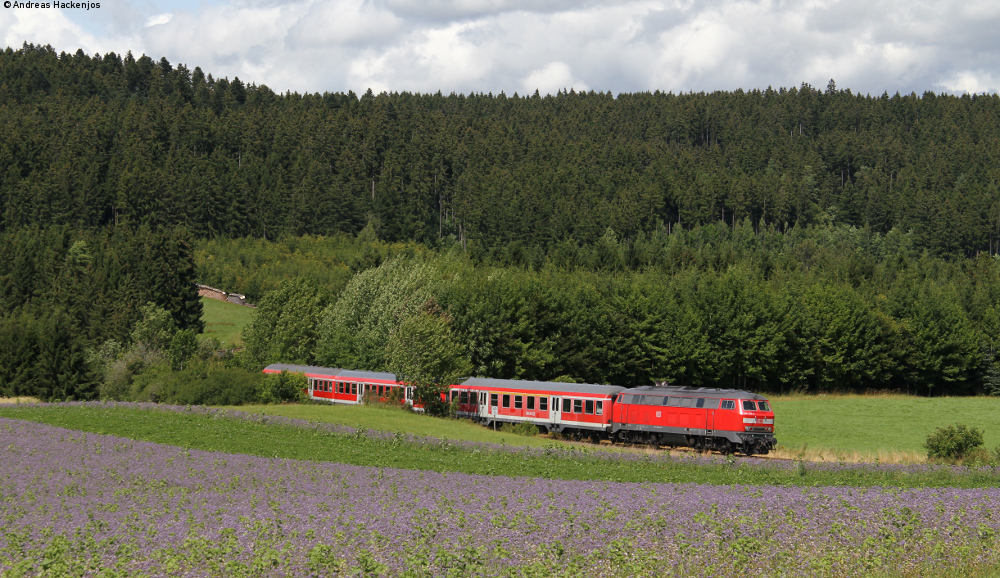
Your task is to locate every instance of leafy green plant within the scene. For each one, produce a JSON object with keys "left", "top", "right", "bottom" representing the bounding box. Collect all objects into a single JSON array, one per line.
[
  {"left": 925, "top": 423, "right": 984, "bottom": 460},
  {"left": 257, "top": 371, "right": 308, "bottom": 405},
  {"left": 499, "top": 422, "right": 542, "bottom": 437}
]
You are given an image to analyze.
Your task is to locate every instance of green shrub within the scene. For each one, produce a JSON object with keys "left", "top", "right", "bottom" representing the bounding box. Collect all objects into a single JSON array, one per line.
[
  {"left": 499, "top": 421, "right": 542, "bottom": 437},
  {"left": 138, "top": 365, "right": 264, "bottom": 406},
  {"left": 257, "top": 371, "right": 308, "bottom": 405},
  {"left": 925, "top": 423, "right": 984, "bottom": 460}
]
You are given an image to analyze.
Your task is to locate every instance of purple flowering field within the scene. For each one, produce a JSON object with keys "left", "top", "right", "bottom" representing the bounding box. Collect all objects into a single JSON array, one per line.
[{"left": 2, "top": 416, "right": 1000, "bottom": 577}]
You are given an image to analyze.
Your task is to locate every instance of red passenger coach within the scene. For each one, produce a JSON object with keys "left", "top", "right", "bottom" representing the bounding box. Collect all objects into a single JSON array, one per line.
[
  {"left": 262, "top": 363, "right": 419, "bottom": 408},
  {"left": 452, "top": 378, "right": 625, "bottom": 438},
  {"left": 612, "top": 385, "right": 776, "bottom": 455}
]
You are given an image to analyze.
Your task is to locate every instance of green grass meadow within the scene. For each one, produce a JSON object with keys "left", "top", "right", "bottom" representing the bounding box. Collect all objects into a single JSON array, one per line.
[
  {"left": 199, "top": 297, "right": 254, "bottom": 347},
  {"left": 770, "top": 394, "right": 1000, "bottom": 455},
  {"left": 4, "top": 403, "right": 1000, "bottom": 489},
  {"left": 220, "top": 403, "right": 565, "bottom": 448},
  {"left": 236, "top": 395, "right": 1000, "bottom": 459}
]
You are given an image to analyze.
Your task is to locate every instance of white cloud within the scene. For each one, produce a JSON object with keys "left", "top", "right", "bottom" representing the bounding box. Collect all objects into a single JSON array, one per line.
[
  {"left": 0, "top": 0, "right": 998, "bottom": 95},
  {"left": 145, "top": 14, "right": 172, "bottom": 27},
  {"left": 522, "top": 62, "right": 589, "bottom": 95}
]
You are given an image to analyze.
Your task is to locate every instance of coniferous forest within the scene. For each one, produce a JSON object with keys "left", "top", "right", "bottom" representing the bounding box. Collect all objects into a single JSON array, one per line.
[{"left": 2, "top": 43, "right": 1000, "bottom": 401}]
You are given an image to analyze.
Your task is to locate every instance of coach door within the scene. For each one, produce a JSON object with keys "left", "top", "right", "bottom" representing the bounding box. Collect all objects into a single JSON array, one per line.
[
  {"left": 490, "top": 392, "right": 499, "bottom": 418},
  {"left": 551, "top": 396, "right": 561, "bottom": 426}
]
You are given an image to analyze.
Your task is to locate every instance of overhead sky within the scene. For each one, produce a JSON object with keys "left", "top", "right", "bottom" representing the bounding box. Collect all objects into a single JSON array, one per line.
[{"left": 2, "top": 0, "right": 999, "bottom": 96}]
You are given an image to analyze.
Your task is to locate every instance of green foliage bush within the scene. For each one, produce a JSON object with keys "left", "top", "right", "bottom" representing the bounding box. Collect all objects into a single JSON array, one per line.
[
  {"left": 135, "top": 365, "right": 264, "bottom": 406},
  {"left": 257, "top": 371, "right": 309, "bottom": 405},
  {"left": 499, "top": 422, "right": 542, "bottom": 437},
  {"left": 925, "top": 423, "right": 985, "bottom": 460}
]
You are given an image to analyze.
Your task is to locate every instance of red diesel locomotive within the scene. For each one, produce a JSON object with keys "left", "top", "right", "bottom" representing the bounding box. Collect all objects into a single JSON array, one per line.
[{"left": 263, "top": 364, "right": 777, "bottom": 455}]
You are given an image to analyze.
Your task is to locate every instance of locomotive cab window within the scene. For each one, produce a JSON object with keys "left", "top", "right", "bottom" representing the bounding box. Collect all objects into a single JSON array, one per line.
[
  {"left": 573, "top": 399, "right": 583, "bottom": 413},
  {"left": 502, "top": 395, "right": 511, "bottom": 408},
  {"left": 757, "top": 401, "right": 771, "bottom": 411},
  {"left": 540, "top": 397, "right": 548, "bottom": 411},
  {"left": 527, "top": 396, "right": 535, "bottom": 410},
  {"left": 741, "top": 400, "right": 757, "bottom": 412},
  {"left": 721, "top": 400, "right": 736, "bottom": 410},
  {"left": 585, "top": 400, "right": 594, "bottom": 414},
  {"left": 514, "top": 395, "right": 523, "bottom": 409}
]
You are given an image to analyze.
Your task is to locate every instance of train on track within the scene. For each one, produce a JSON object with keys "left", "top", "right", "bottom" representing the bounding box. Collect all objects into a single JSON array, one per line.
[{"left": 264, "top": 363, "right": 777, "bottom": 455}]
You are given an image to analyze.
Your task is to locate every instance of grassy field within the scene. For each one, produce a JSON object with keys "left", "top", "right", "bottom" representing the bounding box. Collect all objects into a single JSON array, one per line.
[
  {"left": 769, "top": 394, "right": 1000, "bottom": 461},
  {"left": 3, "top": 403, "right": 1000, "bottom": 489},
  {"left": 199, "top": 297, "right": 254, "bottom": 346},
  {"left": 222, "top": 403, "right": 569, "bottom": 448},
  {"left": 11, "top": 390, "right": 1000, "bottom": 463},
  {"left": 236, "top": 394, "right": 1000, "bottom": 463}
]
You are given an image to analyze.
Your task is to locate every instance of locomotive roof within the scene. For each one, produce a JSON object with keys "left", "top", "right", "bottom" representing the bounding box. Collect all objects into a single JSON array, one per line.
[
  {"left": 621, "top": 385, "right": 767, "bottom": 400},
  {"left": 461, "top": 377, "right": 625, "bottom": 396},
  {"left": 264, "top": 364, "right": 397, "bottom": 381}
]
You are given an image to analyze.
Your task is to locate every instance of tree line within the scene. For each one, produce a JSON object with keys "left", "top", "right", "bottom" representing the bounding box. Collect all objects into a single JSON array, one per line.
[
  {"left": 236, "top": 223, "right": 1000, "bottom": 397},
  {"left": 2, "top": 44, "right": 1000, "bottom": 258},
  {"left": 0, "top": 225, "right": 202, "bottom": 400}
]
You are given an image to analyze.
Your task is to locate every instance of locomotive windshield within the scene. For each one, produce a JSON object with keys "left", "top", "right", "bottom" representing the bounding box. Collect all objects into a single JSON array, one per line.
[{"left": 757, "top": 401, "right": 771, "bottom": 411}]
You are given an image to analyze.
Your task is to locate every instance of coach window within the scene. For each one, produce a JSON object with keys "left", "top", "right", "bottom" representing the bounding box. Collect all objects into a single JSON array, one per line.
[
  {"left": 502, "top": 394, "right": 511, "bottom": 408},
  {"left": 514, "top": 395, "right": 523, "bottom": 409},
  {"left": 491, "top": 393, "right": 499, "bottom": 407},
  {"left": 741, "top": 400, "right": 757, "bottom": 412},
  {"left": 527, "top": 396, "right": 535, "bottom": 410},
  {"left": 585, "top": 400, "right": 594, "bottom": 415},
  {"left": 573, "top": 399, "right": 583, "bottom": 413},
  {"left": 721, "top": 400, "right": 736, "bottom": 410},
  {"left": 539, "top": 397, "right": 548, "bottom": 411},
  {"left": 596, "top": 401, "right": 603, "bottom": 415},
  {"left": 562, "top": 398, "right": 572, "bottom": 413},
  {"left": 351, "top": 384, "right": 357, "bottom": 395},
  {"left": 459, "top": 391, "right": 468, "bottom": 404}
]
